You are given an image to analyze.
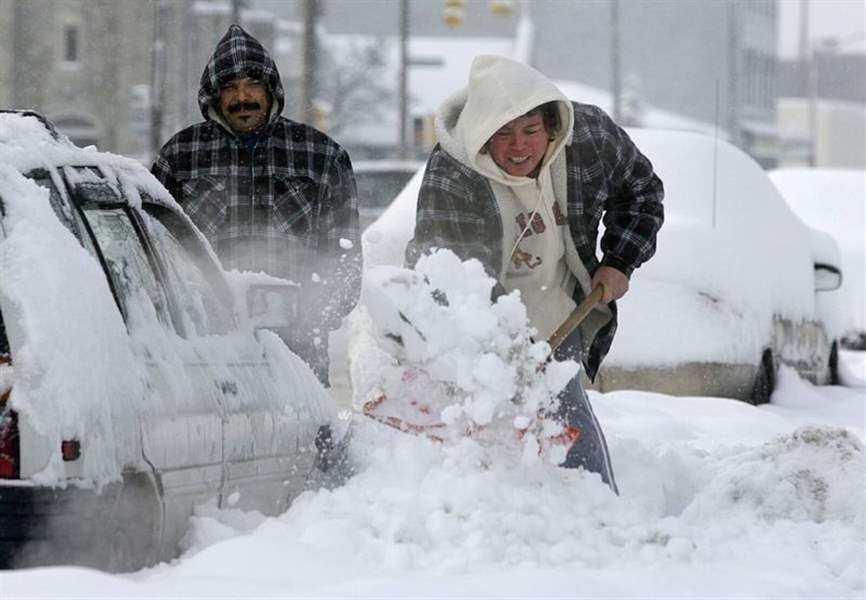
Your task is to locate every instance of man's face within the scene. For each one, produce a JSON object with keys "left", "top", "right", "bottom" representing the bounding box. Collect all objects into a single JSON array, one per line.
[
  {"left": 218, "top": 77, "right": 271, "bottom": 134},
  {"left": 486, "top": 112, "right": 550, "bottom": 178}
]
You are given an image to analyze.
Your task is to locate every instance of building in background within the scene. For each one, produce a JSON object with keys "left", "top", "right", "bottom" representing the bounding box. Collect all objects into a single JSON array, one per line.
[
  {"left": 0, "top": 0, "right": 823, "bottom": 170},
  {"left": 776, "top": 51, "right": 866, "bottom": 168},
  {"left": 0, "top": 0, "right": 283, "bottom": 163},
  {"left": 306, "top": 0, "right": 780, "bottom": 166}
]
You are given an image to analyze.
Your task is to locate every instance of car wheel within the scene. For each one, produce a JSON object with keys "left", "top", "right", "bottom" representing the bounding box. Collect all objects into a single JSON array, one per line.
[
  {"left": 828, "top": 341, "right": 840, "bottom": 385},
  {"left": 749, "top": 349, "right": 775, "bottom": 405}
]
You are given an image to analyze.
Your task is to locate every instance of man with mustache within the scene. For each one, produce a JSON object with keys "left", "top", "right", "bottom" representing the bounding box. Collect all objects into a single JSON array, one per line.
[{"left": 152, "top": 25, "right": 361, "bottom": 388}]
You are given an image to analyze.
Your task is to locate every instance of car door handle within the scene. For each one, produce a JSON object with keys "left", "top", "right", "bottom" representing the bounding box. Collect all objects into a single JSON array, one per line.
[{"left": 218, "top": 379, "right": 239, "bottom": 396}]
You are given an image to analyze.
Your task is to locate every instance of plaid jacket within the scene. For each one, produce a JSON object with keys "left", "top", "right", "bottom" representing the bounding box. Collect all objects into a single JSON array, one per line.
[
  {"left": 407, "top": 102, "right": 664, "bottom": 380},
  {"left": 152, "top": 26, "right": 361, "bottom": 371}
]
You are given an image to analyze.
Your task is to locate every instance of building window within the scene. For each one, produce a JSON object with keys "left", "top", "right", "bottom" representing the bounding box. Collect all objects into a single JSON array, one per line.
[{"left": 63, "top": 26, "right": 79, "bottom": 63}]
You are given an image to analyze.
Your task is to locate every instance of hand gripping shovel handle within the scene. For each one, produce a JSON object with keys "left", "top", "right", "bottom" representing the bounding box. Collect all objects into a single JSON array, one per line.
[{"left": 546, "top": 285, "right": 605, "bottom": 354}]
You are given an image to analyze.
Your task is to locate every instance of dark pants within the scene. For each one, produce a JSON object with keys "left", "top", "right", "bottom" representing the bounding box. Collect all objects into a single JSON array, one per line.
[{"left": 553, "top": 330, "right": 619, "bottom": 494}]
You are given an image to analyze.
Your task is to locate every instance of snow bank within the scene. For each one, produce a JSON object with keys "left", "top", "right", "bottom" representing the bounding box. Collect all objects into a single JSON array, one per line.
[{"left": 162, "top": 397, "right": 863, "bottom": 597}]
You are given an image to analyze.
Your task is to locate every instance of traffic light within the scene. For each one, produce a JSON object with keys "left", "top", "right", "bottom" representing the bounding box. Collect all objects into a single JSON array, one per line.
[{"left": 443, "top": 0, "right": 464, "bottom": 28}]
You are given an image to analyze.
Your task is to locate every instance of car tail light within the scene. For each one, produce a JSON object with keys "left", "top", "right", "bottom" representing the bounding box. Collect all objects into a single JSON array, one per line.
[
  {"left": 61, "top": 440, "right": 80, "bottom": 461},
  {"left": 0, "top": 353, "right": 18, "bottom": 479}
]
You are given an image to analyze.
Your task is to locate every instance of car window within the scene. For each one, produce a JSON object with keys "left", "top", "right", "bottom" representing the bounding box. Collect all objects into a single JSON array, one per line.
[
  {"left": 142, "top": 208, "right": 233, "bottom": 336},
  {"left": 29, "top": 173, "right": 79, "bottom": 238},
  {"left": 80, "top": 205, "right": 172, "bottom": 331},
  {"left": 355, "top": 170, "right": 415, "bottom": 209}
]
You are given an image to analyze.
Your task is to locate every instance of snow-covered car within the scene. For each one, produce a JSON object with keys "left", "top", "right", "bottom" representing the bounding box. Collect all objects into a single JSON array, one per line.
[
  {"left": 354, "top": 160, "right": 422, "bottom": 231},
  {"left": 360, "top": 129, "right": 843, "bottom": 404},
  {"left": 769, "top": 168, "right": 865, "bottom": 350},
  {"left": 0, "top": 111, "right": 339, "bottom": 571}
]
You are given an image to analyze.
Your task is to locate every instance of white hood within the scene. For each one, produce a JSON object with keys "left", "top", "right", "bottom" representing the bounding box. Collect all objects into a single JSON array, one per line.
[{"left": 435, "top": 55, "right": 574, "bottom": 186}]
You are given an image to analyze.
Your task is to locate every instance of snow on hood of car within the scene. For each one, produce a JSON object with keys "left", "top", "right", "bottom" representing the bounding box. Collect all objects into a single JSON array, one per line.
[
  {"left": 0, "top": 165, "right": 146, "bottom": 485},
  {"left": 363, "top": 129, "right": 827, "bottom": 368}
]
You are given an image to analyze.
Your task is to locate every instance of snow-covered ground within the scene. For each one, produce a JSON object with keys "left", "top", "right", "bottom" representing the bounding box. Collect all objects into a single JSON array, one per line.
[{"left": 2, "top": 350, "right": 863, "bottom": 598}]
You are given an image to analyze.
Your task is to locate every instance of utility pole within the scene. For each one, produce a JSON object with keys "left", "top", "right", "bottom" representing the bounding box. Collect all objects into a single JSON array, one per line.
[
  {"left": 800, "top": 0, "right": 817, "bottom": 166},
  {"left": 300, "top": 0, "right": 318, "bottom": 125},
  {"left": 398, "top": 0, "right": 409, "bottom": 159},
  {"left": 610, "top": 0, "right": 622, "bottom": 123},
  {"left": 150, "top": 0, "right": 167, "bottom": 159}
]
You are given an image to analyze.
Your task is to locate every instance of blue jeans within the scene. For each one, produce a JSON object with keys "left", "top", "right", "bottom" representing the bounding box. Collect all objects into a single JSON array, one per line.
[{"left": 553, "top": 330, "right": 619, "bottom": 494}]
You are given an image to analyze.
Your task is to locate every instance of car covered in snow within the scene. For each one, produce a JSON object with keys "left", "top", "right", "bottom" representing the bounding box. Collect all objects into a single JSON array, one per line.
[
  {"left": 0, "top": 111, "right": 340, "bottom": 571},
  {"left": 353, "top": 160, "right": 423, "bottom": 231},
  {"left": 769, "top": 168, "right": 865, "bottom": 350},
  {"left": 359, "top": 128, "right": 843, "bottom": 404}
]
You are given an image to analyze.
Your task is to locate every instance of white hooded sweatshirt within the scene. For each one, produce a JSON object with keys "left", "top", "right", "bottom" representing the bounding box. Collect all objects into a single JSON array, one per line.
[{"left": 435, "top": 55, "right": 596, "bottom": 340}]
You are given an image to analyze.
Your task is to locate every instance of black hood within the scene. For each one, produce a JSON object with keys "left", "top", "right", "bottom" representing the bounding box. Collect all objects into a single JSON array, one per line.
[{"left": 198, "top": 24, "right": 285, "bottom": 123}]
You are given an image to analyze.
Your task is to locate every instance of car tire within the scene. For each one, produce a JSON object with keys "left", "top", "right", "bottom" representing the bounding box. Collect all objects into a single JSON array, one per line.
[
  {"left": 828, "top": 341, "right": 840, "bottom": 385},
  {"left": 749, "top": 349, "right": 775, "bottom": 405}
]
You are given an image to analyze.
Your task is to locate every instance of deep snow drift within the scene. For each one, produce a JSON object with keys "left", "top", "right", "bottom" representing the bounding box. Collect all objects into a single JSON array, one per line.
[{"left": 2, "top": 252, "right": 864, "bottom": 598}]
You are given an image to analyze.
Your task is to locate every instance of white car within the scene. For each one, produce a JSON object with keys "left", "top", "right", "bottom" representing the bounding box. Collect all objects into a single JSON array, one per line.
[
  {"left": 769, "top": 168, "right": 866, "bottom": 350},
  {"left": 353, "top": 160, "right": 423, "bottom": 231},
  {"left": 360, "top": 129, "right": 843, "bottom": 404},
  {"left": 0, "top": 111, "right": 342, "bottom": 571}
]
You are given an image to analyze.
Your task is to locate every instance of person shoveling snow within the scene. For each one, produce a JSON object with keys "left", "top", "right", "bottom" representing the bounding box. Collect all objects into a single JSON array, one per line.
[
  {"left": 364, "top": 56, "right": 664, "bottom": 492},
  {"left": 360, "top": 249, "right": 616, "bottom": 491}
]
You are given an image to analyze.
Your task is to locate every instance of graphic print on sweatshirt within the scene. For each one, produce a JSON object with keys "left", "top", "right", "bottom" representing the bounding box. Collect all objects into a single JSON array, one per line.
[{"left": 510, "top": 202, "right": 567, "bottom": 271}]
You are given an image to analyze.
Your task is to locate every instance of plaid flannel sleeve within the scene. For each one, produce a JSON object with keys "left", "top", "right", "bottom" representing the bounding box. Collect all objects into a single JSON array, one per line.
[
  {"left": 406, "top": 154, "right": 502, "bottom": 280},
  {"left": 151, "top": 145, "right": 181, "bottom": 201},
  {"left": 597, "top": 114, "right": 665, "bottom": 277}
]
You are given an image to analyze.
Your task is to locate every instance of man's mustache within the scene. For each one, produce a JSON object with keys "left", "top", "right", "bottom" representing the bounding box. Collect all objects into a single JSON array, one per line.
[{"left": 227, "top": 101, "right": 262, "bottom": 114}]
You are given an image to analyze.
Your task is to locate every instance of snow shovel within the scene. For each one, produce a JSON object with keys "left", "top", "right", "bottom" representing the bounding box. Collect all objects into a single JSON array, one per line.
[
  {"left": 546, "top": 285, "right": 605, "bottom": 353},
  {"left": 362, "top": 285, "right": 606, "bottom": 443}
]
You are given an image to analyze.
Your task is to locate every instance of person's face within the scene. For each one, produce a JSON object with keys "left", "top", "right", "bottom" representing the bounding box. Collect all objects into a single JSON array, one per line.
[
  {"left": 218, "top": 77, "right": 271, "bottom": 133},
  {"left": 486, "top": 112, "right": 550, "bottom": 178}
]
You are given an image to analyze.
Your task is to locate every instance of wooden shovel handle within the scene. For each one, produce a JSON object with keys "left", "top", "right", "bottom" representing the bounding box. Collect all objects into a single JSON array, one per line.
[{"left": 547, "top": 285, "right": 605, "bottom": 353}]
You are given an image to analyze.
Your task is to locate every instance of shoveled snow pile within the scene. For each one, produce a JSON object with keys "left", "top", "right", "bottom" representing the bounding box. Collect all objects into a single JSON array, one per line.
[
  {"left": 160, "top": 411, "right": 864, "bottom": 597},
  {"left": 356, "top": 249, "right": 578, "bottom": 465}
]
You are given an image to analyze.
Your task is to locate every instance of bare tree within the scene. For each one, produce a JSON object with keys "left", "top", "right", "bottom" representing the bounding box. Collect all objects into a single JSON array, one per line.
[{"left": 319, "top": 38, "right": 394, "bottom": 138}]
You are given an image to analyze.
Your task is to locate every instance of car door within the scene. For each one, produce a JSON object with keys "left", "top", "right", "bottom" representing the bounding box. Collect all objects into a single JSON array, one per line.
[
  {"left": 69, "top": 172, "right": 224, "bottom": 556},
  {"left": 136, "top": 203, "right": 322, "bottom": 516}
]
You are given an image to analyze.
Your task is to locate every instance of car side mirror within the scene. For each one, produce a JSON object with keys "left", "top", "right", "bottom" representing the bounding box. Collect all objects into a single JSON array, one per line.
[
  {"left": 246, "top": 284, "right": 298, "bottom": 329},
  {"left": 814, "top": 263, "right": 842, "bottom": 292}
]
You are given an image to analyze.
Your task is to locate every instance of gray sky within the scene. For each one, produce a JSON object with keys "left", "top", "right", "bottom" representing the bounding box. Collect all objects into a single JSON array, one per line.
[{"left": 778, "top": 0, "right": 866, "bottom": 57}]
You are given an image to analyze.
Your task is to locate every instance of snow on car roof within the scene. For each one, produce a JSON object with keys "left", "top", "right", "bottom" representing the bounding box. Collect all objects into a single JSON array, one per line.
[{"left": 0, "top": 112, "right": 179, "bottom": 213}]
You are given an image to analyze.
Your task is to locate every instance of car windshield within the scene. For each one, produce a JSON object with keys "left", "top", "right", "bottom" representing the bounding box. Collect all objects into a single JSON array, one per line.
[
  {"left": 355, "top": 170, "right": 416, "bottom": 209},
  {"left": 143, "top": 209, "right": 233, "bottom": 336}
]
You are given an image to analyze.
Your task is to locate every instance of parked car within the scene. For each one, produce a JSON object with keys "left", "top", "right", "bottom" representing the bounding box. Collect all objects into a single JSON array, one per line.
[
  {"left": 353, "top": 160, "right": 422, "bottom": 231},
  {"left": 359, "top": 129, "right": 843, "bottom": 404},
  {"left": 0, "top": 111, "right": 341, "bottom": 571},
  {"left": 769, "top": 168, "right": 866, "bottom": 350}
]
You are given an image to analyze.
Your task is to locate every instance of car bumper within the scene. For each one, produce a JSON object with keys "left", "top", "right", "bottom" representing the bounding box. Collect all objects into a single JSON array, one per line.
[{"left": 0, "top": 472, "right": 160, "bottom": 571}]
